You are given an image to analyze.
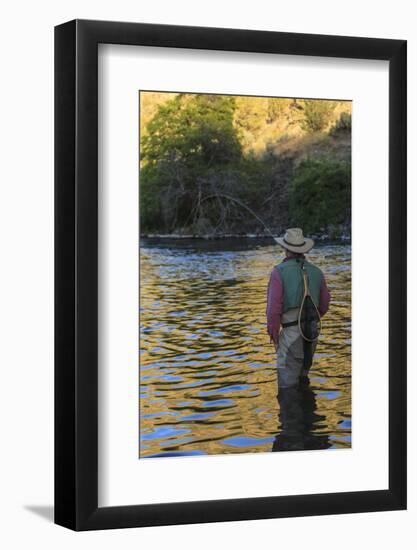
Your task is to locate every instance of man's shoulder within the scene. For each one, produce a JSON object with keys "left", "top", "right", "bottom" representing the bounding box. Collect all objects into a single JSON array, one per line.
[
  {"left": 273, "top": 262, "right": 285, "bottom": 273},
  {"left": 270, "top": 265, "right": 284, "bottom": 281},
  {"left": 275, "top": 259, "right": 298, "bottom": 272},
  {"left": 305, "top": 260, "right": 324, "bottom": 277}
]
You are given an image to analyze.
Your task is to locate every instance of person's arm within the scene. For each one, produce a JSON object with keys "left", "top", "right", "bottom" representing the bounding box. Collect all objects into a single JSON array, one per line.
[
  {"left": 266, "top": 268, "right": 283, "bottom": 347},
  {"left": 318, "top": 274, "right": 331, "bottom": 317}
]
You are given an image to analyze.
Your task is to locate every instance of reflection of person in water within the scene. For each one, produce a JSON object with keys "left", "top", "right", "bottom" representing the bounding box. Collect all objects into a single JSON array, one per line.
[{"left": 272, "top": 381, "right": 330, "bottom": 451}]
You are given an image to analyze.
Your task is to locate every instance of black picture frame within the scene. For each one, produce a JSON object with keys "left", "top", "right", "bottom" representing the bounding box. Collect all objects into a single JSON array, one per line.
[{"left": 55, "top": 19, "right": 407, "bottom": 531}]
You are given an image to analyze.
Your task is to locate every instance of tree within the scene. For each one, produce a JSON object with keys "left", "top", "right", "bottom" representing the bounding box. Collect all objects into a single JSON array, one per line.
[
  {"left": 301, "top": 100, "right": 336, "bottom": 133},
  {"left": 141, "top": 94, "right": 241, "bottom": 167},
  {"left": 140, "top": 94, "right": 243, "bottom": 231}
]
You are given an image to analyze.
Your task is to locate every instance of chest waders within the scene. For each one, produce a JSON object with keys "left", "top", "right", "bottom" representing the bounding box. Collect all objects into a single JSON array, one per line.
[{"left": 298, "top": 261, "right": 322, "bottom": 370}]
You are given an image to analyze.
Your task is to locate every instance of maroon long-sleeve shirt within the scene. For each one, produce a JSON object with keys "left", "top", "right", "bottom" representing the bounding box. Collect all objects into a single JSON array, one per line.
[{"left": 266, "top": 258, "right": 331, "bottom": 343}]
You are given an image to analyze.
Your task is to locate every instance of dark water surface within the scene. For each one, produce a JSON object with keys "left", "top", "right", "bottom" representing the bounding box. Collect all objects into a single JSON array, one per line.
[{"left": 139, "top": 238, "right": 351, "bottom": 457}]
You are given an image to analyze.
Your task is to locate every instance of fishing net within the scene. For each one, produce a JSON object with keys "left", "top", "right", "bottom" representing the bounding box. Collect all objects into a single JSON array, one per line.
[
  {"left": 299, "top": 295, "right": 320, "bottom": 342},
  {"left": 299, "top": 268, "right": 321, "bottom": 370}
]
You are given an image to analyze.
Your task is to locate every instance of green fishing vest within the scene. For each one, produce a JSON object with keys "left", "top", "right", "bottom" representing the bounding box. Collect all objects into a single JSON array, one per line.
[{"left": 275, "top": 258, "right": 322, "bottom": 313}]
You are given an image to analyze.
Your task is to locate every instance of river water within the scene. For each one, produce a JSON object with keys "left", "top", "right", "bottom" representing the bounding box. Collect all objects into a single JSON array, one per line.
[{"left": 139, "top": 238, "right": 351, "bottom": 458}]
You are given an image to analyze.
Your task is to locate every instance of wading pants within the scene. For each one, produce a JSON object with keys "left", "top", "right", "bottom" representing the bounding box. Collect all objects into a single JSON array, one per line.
[{"left": 277, "top": 307, "right": 317, "bottom": 389}]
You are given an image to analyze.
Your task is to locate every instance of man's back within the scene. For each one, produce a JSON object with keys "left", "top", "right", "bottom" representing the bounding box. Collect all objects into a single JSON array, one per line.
[
  {"left": 275, "top": 257, "right": 323, "bottom": 313},
  {"left": 266, "top": 254, "right": 330, "bottom": 346}
]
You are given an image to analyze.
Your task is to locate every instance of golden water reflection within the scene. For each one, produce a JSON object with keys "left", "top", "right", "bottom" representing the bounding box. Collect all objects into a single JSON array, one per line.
[{"left": 140, "top": 239, "right": 351, "bottom": 457}]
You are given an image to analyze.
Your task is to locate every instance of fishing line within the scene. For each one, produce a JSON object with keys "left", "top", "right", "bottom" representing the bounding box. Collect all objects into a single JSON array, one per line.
[{"left": 200, "top": 193, "right": 279, "bottom": 242}]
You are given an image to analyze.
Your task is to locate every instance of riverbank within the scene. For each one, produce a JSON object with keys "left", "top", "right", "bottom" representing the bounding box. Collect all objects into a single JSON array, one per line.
[{"left": 140, "top": 232, "right": 351, "bottom": 242}]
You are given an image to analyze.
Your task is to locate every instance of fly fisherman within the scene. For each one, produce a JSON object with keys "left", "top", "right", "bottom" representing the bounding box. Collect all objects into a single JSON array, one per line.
[{"left": 266, "top": 228, "right": 331, "bottom": 389}]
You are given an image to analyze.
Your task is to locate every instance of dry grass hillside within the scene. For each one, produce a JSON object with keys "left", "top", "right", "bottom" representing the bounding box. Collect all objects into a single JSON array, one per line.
[
  {"left": 140, "top": 92, "right": 351, "bottom": 160},
  {"left": 139, "top": 92, "right": 351, "bottom": 237}
]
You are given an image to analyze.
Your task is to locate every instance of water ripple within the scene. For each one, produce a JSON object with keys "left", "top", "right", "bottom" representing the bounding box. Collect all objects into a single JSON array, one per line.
[{"left": 140, "top": 239, "right": 351, "bottom": 457}]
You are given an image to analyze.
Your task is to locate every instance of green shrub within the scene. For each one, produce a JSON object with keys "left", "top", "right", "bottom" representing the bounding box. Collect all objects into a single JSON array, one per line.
[
  {"left": 301, "top": 100, "right": 336, "bottom": 133},
  {"left": 289, "top": 158, "right": 351, "bottom": 234},
  {"left": 330, "top": 111, "right": 352, "bottom": 135}
]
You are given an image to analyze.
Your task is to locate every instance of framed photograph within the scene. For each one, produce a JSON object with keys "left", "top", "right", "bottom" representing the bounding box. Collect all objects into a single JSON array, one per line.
[{"left": 55, "top": 19, "right": 406, "bottom": 530}]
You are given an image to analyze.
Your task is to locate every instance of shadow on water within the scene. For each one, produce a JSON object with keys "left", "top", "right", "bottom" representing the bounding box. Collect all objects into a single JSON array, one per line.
[
  {"left": 140, "top": 238, "right": 351, "bottom": 458},
  {"left": 273, "top": 382, "right": 330, "bottom": 452}
]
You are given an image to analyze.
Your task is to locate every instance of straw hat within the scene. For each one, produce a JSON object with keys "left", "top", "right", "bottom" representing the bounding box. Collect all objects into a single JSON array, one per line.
[{"left": 275, "top": 227, "right": 314, "bottom": 254}]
